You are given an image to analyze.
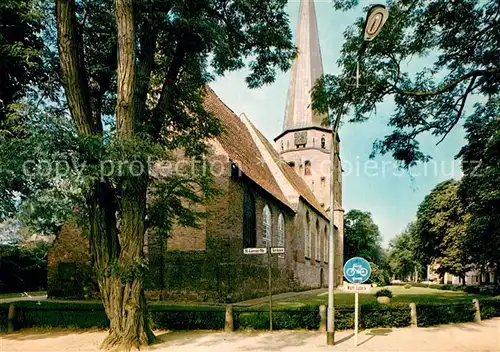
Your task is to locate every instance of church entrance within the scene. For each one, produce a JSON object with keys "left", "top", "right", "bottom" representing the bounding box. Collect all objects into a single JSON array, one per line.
[{"left": 320, "top": 268, "right": 324, "bottom": 287}]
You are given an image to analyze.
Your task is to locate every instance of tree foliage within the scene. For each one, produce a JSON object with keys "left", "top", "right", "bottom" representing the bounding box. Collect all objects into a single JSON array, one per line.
[
  {"left": 344, "top": 209, "right": 384, "bottom": 266},
  {"left": 312, "top": 0, "right": 500, "bottom": 168},
  {"left": 413, "top": 180, "right": 470, "bottom": 278},
  {"left": 0, "top": 0, "right": 46, "bottom": 122},
  {"left": 387, "top": 223, "right": 421, "bottom": 280},
  {"left": 0, "top": 0, "right": 296, "bottom": 348},
  {"left": 458, "top": 100, "right": 500, "bottom": 271}
]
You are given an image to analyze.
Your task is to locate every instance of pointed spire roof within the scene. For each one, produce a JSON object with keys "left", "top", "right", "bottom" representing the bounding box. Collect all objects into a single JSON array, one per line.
[{"left": 282, "top": 0, "right": 327, "bottom": 132}]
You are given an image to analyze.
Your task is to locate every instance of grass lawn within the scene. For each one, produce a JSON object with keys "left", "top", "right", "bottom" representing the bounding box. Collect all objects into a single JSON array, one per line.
[
  {"left": 0, "top": 291, "right": 46, "bottom": 299},
  {"left": 252, "top": 286, "right": 493, "bottom": 310}
]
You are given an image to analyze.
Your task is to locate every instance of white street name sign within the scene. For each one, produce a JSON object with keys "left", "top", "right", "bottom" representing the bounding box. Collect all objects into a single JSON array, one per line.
[
  {"left": 270, "top": 247, "right": 285, "bottom": 254},
  {"left": 344, "top": 283, "right": 371, "bottom": 292},
  {"left": 243, "top": 247, "right": 267, "bottom": 254}
]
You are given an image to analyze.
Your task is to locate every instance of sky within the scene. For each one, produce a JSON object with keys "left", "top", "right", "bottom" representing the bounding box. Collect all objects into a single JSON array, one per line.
[{"left": 210, "top": 0, "right": 466, "bottom": 247}]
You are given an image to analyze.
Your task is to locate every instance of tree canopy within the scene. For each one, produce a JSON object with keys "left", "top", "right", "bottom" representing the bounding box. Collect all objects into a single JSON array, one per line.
[
  {"left": 344, "top": 209, "right": 384, "bottom": 266},
  {"left": 312, "top": 0, "right": 500, "bottom": 167},
  {"left": 387, "top": 223, "right": 421, "bottom": 281},
  {"left": 0, "top": 0, "right": 296, "bottom": 348}
]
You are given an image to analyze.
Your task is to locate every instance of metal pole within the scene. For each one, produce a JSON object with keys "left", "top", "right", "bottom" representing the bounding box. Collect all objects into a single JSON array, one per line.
[
  {"left": 354, "top": 287, "right": 359, "bottom": 347},
  {"left": 268, "top": 249, "right": 273, "bottom": 331},
  {"left": 327, "top": 122, "right": 338, "bottom": 345}
]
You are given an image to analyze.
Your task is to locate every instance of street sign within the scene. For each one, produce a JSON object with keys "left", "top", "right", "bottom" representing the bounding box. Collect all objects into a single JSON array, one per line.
[
  {"left": 344, "top": 257, "right": 371, "bottom": 284},
  {"left": 344, "top": 257, "right": 371, "bottom": 348},
  {"left": 243, "top": 247, "right": 267, "bottom": 254},
  {"left": 344, "top": 283, "right": 371, "bottom": 292},
  {"left": 270, "top": 247, "right": 285, "bottom": 254}
]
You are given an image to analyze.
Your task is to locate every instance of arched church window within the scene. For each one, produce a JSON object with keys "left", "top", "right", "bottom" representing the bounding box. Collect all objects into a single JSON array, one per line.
[
  {"left": 288, "top": 161, "right": 295, "bottom": 168},
  {"left": 262, "top": 205, "right": 272, "bottom": 246},
  {"left": 243, "top": 188, "right": 256, "bottom": 248},
  {"left": 305, "top": 160, "right": 311, "bottom": 176},
  {"left": 304, "top": 212, "right": 311, "bottom": 258},
  {"left": 277, "top": 213, "right": 285, "bottom": 252},
  {"left": 315, "top": 220, "right": 320, "bottom": 260},
  {"left": 321, "top": 135, "right": 326, "bottom": 149}
]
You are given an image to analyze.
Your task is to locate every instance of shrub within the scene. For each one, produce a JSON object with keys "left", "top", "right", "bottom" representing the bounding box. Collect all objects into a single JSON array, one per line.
[
  {"left": 361, "top": 303, "right": 411, "bottom": 328},
  {"left": 375, "top": 288, "right": 393, "bottom": 298},
  {"left": 368, "top": 262, "right": 391, "bottom": 286},
  {"left": 480, "top": 299, "right": 500, "bottom": 320},
  {"left": 233, "top": 306, "right": 319, "bottom": 330},
  {"left": 404, "top": 284, "right": 411, "bottom": 289},
  {"left": 150, "top": 306, "right": 225, "bottom": 330},
  {"left": 0, "top": 243, "right": 49, "bottom": 293},
  {"left": 417, "top": 303, "right": 475, "bottom": 327}
]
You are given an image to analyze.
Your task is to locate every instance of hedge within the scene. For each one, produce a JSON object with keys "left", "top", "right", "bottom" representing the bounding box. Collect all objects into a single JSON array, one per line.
[
  {"left": 1, "top": 299, "right": 499, "bottom": 332},
  {"left": 417, "top": 303, "right": 476, "bottom": 327}
]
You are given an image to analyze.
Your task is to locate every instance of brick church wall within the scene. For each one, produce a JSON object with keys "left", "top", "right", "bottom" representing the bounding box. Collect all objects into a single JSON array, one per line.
[{"left": 47, "top": 222, "right": 96, "bottom": 299}]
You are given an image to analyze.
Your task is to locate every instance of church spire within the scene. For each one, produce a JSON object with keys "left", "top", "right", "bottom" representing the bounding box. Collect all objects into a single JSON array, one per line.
[{"left": 283, "top": 0, "right": 326, "bottom": 132}]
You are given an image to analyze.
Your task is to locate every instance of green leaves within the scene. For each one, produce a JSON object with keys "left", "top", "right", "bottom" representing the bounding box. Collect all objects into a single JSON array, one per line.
[
  {"left": 344, "top": 209, "right": 385, "bottom": 266},
  {"left": 313, "top": 0, "right": 500, "bottom": 167},
  {"left": 388, "top": 223, "right": 421, "bottom": 280}
]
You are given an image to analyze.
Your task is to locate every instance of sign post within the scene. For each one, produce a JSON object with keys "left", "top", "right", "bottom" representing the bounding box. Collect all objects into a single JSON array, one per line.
[
  {"left": 343, "top": 257, "right": 371, "bottom": 347},
  {"left": 243, "top": 246, "right": 285, "bottom": 331}
]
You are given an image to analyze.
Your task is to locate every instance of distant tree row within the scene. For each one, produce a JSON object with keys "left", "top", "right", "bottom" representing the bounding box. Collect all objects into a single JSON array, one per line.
[{"left": 388, "top": 113, "right": 500, "bottom": 284}]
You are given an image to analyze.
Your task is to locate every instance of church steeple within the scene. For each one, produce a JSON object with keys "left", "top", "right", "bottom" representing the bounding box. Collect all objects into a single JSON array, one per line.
[{"left": 283, "top": 0, "right": 327, "bottom": 131}]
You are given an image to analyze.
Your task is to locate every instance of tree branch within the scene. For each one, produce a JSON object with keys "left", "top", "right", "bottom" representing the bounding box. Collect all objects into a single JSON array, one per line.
[
  {"left": 56, "top": 0, "right": 97, "bottom": 136},
  {"left": 395, "top": 68, "right": 500, "bottom": 97},
  {"left": 134, "top": 20, "right": 157, "bottom": 123},
  {"left": 115, "top": 0, "right": 136, "bottom": 138},
  {"left": 151, "top": 41, "right": 187, "bottom": 134},
  {"left": 436, "top": 76, "right": 477, "bottom": 145}
]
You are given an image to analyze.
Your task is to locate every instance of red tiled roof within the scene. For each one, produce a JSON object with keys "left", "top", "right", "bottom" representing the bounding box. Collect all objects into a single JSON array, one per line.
[{"left": 202, "top": 87, "right": 293, "bottom": 211}]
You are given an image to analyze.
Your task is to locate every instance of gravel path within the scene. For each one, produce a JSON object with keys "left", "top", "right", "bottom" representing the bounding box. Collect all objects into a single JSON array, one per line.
[
  {"left": 0, "top": 295, "right": 47, "bottom": 304},
  {"left": 1, "top": 318, "right": 499, "bottom": 351}
]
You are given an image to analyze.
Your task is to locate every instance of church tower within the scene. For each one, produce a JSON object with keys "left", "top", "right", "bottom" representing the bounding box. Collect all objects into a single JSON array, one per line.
[
  {"left": 274, "top": 0, "right": 344, "bottom": 282},
  {"left": 274, "top": 0, "right": 341, "bottom": 214}
]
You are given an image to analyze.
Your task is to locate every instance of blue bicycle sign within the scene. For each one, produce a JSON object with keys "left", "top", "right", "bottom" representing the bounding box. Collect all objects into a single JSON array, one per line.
[{"left": 344, "top": 257, "right": 371, "bottom": 284}]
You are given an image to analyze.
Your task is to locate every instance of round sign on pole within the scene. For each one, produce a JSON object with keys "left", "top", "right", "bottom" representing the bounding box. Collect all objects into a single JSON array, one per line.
[{"left": 343, "top": 257, "right": 371, "bottom": 284}]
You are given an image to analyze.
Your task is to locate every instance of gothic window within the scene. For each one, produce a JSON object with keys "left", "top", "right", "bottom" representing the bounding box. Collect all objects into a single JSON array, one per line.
[
  {"left": 305, "top": 160, "right": 311, "bottom": 176},
  {"left": 262, "top": 205, "right": 272, "bottom": 246},
  {"left": 288, "top": 161, "right": 295, "bottom": 167},
  {"left": 304, "top": 212, "right": 311, "bottom": 258},
  {"left": 315, "top": 220, "right": 320, "bottom": 260},
  {"left": 277, "top": 213, "right": 285, "bottom": 256},
  {"left": 243, "top": 188, "right": 256, "bottom": 248},
  {"left": 321, "top": 135, "right": 326, "bottom": 149}
]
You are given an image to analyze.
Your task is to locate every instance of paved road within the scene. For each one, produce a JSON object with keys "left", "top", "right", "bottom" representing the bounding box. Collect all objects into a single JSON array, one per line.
[
  {"left": 1, "top": 318, "right": 499, "bottom": 351},
  {"left": 235, "top": 288, "right": 327, "bottom": 306}
]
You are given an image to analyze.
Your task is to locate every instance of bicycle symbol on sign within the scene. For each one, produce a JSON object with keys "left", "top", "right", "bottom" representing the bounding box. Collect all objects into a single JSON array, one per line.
[{"left": 346, "top": 263, "right": 368, "bottom": 277}]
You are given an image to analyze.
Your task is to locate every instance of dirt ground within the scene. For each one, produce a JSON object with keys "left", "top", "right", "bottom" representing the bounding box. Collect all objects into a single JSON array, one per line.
[{"left": 1, "top": 318, "right": 499, "bottom": 352}]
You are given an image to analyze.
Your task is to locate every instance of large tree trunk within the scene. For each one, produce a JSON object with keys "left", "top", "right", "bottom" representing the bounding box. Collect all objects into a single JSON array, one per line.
[
  {"left": 95, "top": 1, "right": 155, "bottom": 349},
  {"left": 87, "top": 179, "right": 154, "bottom": 350}
]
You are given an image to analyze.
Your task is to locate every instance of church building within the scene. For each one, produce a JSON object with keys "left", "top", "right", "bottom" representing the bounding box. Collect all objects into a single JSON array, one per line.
[{"left": 47, "top": 0, "right": 344, "bottom": 302}]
